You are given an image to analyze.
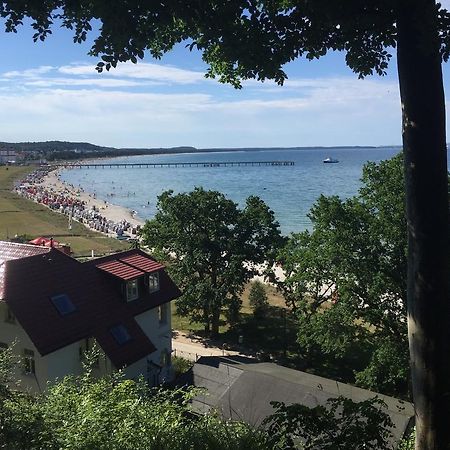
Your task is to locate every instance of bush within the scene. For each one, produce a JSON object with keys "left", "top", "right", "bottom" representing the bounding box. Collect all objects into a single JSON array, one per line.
[
  {"left": 172, "top": 356, "right": 193, "bottom": 377},
  {"left": 249, "top": 281, "right": 269, "bottom": 319}
]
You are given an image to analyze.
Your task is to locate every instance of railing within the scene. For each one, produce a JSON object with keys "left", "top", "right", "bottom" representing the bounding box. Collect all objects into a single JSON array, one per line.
[{"left": 58, "top": 161, "right": 295, "bottom": 169}]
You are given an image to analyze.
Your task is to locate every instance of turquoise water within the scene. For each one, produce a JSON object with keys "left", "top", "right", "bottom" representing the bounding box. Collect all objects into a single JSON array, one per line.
[{"left": 59, "top": 147, "right": 432, "bottom": 235}]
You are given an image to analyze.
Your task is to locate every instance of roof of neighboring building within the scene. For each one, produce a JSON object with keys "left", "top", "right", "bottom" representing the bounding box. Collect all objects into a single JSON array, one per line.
[
  {"left": 0, "top": 241, "right": 50, "bottom": 299},
  {"left": 182, "top": 356, "right": 414, "bottom": 446},
  {"left": 97, "top": 259, "right": 145, "bottom": 280},
  {"left": 1, "top": 244, "right": 181, "bottom": 368},
  {"left": 96, "top": 253, "right": 164, "bottom": 281}
]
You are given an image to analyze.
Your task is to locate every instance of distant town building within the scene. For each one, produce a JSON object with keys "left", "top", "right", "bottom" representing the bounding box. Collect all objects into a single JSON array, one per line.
[
  {"left": 0, "top": 150, "right": 19, "bottom": 164},
  {"left": 0, "top": 242, "right": 180, "bottom": 393}
]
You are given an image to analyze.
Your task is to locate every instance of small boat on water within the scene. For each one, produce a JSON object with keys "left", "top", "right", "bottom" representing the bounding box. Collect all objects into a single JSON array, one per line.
[{"left": 323, "top": 157, "right": 339, "bottom": 164}]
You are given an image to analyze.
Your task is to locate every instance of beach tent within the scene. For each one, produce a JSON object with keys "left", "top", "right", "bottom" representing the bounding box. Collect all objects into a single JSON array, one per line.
[{"left": 29, "top": 237, "right": 60, "bottom": 247}]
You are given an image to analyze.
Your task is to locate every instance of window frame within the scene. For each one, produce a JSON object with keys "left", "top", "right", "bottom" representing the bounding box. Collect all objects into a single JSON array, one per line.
[
  {"left": 160, "top": 348, "right": 170, "bottom": 367},
  {"left": 148, "top": 272, "right": 160, "bottom": 294},
  {"left": 23, "top": 349, "right": 35, "bottom": 375},
  {"left": 158, "top": 303, "right": 168, "bottom": 326},
  {"left": 126, "top": 279, "right": 139, "bottom": 302}
]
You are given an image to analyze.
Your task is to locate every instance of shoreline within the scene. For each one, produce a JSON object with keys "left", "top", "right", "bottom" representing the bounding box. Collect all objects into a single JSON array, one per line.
[
  {"left": 14, "top": 164, "right": 286, "bottom": 282},
  {"left": 46, "top": 168, "right": 145, "bottom": 229},
  {"left": 15, "top": 166, "right": 145, "bottom": 241}
]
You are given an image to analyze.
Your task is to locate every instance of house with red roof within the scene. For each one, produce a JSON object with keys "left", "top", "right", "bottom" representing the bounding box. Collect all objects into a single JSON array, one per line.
[{"left": 0, "top": 241, "right": 181, "bottom": 393}]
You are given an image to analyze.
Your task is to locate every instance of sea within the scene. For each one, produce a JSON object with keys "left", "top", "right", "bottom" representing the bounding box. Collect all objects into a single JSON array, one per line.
[{"left": 59, "top": 147, "right": 449, "bottom": 236}]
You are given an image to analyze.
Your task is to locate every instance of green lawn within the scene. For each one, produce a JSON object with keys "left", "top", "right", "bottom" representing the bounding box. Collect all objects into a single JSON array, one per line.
[{"left": 0, "top": 166, "right": 129, "bottom": 256}]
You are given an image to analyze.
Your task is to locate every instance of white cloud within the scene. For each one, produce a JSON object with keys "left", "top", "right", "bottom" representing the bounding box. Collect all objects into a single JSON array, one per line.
[
  {"left": 0, "top": 61, "right": 408, "bottom": 147},
  {"left": 0, "top": 75, "right": 403, "bottom": 148},
  {"left": 3, "top": 66, "right": 55, "bottom": 78},
  {"left": 23, "top": 78, "right": 155, "bottom": 88},
  {"left": 58, "top": 62, "right": 207, "bottom": 84}
]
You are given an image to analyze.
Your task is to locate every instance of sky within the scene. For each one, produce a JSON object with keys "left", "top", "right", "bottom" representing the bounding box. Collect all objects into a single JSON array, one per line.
[{"left": 0, "top": 8, "right": 450, "bottom": 149}]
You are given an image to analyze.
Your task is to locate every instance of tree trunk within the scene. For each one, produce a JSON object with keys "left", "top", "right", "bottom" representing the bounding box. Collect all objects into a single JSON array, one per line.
[
  {"left": 211, "top": 308, "right": 220, "bottom": 338},
  {"left": 397, "top": 1, "right": 450, "bottom": 449}
]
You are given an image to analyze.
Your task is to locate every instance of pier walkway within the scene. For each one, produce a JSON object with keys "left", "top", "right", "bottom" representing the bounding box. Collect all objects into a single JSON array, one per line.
[{"left": 59, "top": 160, "right": 295, "bottom": 169}]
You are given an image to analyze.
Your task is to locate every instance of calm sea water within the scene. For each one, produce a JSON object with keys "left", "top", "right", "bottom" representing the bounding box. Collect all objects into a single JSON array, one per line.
[{"left": 60, "top": 147, "right": 448, "bottom": 235}]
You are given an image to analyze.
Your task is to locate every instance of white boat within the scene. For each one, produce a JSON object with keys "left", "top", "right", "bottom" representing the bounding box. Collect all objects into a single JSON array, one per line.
[{"left": 323, "top": 157, "right": 339, "bottom": 163}]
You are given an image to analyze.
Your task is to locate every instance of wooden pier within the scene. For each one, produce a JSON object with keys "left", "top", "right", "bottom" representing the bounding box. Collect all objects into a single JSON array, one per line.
[{"left": 61, "top": 160, "right": 295, "bottom": 169}]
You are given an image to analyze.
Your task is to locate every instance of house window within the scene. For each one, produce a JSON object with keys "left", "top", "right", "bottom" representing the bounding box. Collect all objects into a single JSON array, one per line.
[
  {"left": 160, "top": 349, "right": 170, "bottom": 367},
  {"left": 126, "top": 279, "right": 139, "bottom": 301},
  {"left": 5, "top": 306, "right": 15, "bottom": 324},
  {"left": 23, "top": 349, "right": 35, "bottom": 375},
  {"left": 148, "top": 272, "right": 160, "bottom": 293},
  {"left": 158, "top": 303, "right": 168, "bottom": 325},
  {"left": 110, "top": 324, "right": 131, "bottom": 345}
]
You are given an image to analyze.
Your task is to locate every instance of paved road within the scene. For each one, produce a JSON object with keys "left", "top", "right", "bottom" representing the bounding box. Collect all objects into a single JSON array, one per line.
[{"left": 172, "top": 331, "right": 245, "bottom": 361}]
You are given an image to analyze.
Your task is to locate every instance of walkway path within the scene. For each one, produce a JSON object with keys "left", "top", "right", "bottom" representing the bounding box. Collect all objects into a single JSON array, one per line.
[{"left": 172, "top": 330, "right": 253, "bottom": 362}]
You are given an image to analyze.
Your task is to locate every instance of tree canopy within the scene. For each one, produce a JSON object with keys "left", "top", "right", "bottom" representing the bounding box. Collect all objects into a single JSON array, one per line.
[
  {"left": 276, "top": 154, "right": 409, "bottom": 396},
  {"left": 140, "top": 188, "right": 282, "bottom": 336},
  {"left": 1, "top": 1, "right": 450, "bottom": 83}
]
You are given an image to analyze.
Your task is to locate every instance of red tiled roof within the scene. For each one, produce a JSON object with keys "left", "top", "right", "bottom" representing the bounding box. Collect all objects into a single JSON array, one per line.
[
  {"left": 2, "top": 246, "right": 181, "bottom": 368},
  {"left": 0, "top": 241, "right": 50, "bottom": 260},
  {"left": 120, "top": 254, "right": 164, "bottom": 273},
  {"left": 0, "top": 242, "right": 50, "bottom": 299},
  {"left": 97, "top": 260, "right": 144, "bottom": 280}
]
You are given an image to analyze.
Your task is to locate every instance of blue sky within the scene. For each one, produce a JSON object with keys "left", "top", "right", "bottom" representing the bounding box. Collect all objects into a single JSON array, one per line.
[{"left": 0, "top": 9, "right": 449, "bottom": 149}]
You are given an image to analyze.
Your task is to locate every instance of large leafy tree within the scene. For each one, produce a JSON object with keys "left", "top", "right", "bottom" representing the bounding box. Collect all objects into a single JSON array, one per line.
[
  {"left": 140, "top": 188, "right": 282, "bottom": 336},
  {"left": 276, "top": 154, "right": 410, "bottom": 396},
  {"left": 1, "top": 1, "right": 449, "bottom": 446}
]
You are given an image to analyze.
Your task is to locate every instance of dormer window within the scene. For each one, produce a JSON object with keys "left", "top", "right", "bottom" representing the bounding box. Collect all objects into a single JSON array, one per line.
[
  {"left": 126, "top": 279, "right": 139, "bottom": 302},
  {"left": 148, "top": 272, "right": 160, "bottom": 293}
]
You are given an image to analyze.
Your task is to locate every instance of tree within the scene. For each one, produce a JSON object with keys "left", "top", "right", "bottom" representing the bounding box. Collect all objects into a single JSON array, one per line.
[
  {"left": 276, "top": 154, "right": 410, "bottom": 396},
  {"left": 140, "top": 188, "right": 282, "bottom": 336},
  {"left": 1, "top": 2, "right": 449, "bottom": 446},
  {"left": 249, "top": 280, "right": 269, "bottom": 319},
  {"left": 264, "top": 397, "right": 395, "bottom": 450}
]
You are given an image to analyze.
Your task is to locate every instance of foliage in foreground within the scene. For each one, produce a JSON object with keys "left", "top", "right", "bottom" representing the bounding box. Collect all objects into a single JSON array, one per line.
[
  {"left": 0, "top": 352, "right": 400, "bottom": 450},
  {"left": 141, "top": 188, "right": 283, "bottom": 336},
  {"left": 1, "top": 373, "right": 266, "bottom": 450},
  {"left": 276, "top": 154, "right": 409, "bottom": 397},
  {"left": 264, "top": 397, "right": 394, "bottom": 450}
]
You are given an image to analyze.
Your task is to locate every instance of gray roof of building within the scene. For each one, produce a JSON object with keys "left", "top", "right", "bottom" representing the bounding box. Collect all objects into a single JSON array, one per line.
[{"left": 186, "top": 356, "right": 414, "bottom": 446}]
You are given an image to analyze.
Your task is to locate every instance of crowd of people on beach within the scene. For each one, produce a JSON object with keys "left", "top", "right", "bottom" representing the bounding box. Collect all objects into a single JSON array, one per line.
[{"left": 15, "top": 168, "right": 140, "bottom": 239}]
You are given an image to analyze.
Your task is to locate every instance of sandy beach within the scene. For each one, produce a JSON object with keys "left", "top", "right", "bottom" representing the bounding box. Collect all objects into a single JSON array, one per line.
[
  {"left": 44, "top": 168, "right": 145, "bottom": 229},
  {"left": 14, "top": 164, "right": 286, "bottom": 281},
  {"left": 15, "top": 166, "right": 145, "bottom": 240}
]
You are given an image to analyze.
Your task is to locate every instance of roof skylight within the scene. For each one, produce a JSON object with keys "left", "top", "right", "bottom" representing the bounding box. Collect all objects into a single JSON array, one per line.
[
  {"left": 50, "top": 294, "right": 76, "bottom": 316},
  {"left": 110, "top": 324, "right": 131, "bottom": 345}
]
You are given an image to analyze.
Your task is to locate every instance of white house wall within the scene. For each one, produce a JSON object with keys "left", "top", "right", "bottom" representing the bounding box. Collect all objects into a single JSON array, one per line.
[
  {"left": 133, "top": 302, "right": 172, "bottom": 383},
  {"left": 0, "top": 302, "right": 48, "bottom": 393}
]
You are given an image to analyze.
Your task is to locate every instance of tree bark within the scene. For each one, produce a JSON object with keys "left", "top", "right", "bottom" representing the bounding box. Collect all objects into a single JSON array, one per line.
[
  {"left": 211, "top": 308, "right": 220, "bottom": 338},
  {"left": 397, "top": 1, "right": 450, "bottom": 448}
]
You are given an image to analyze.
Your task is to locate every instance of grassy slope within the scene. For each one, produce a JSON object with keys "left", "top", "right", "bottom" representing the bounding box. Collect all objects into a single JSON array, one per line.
[{"left": 0, "top": 166, "right": 129, "bottom": 256}]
